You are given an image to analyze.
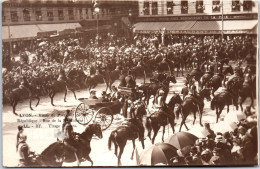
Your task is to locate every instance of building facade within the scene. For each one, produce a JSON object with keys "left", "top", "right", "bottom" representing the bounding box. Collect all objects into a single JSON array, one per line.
[
  {"left": 138, "top": 0, "right": 257, "bottom": 16},
  {"left": 135, "top": 0, "right": 258, "bottom": 35}
]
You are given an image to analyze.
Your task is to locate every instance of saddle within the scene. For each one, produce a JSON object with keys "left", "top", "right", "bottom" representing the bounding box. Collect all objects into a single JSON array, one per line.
[{"left": 121, "top": 120, "right": 139, "bottom": 133}]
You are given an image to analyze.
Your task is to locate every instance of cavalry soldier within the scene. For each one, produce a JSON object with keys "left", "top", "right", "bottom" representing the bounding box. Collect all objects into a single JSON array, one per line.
[
  {"left": 153, "top": 89, "right": 166, "bottom": 110},
  {"left": 125, "top": 70, "right": 136, "bottom": 88},
  {"left": 57, "top": 66, "right": 67, "bottom": 83},
  {"left": 184, "top": 89, "right": 203, "bottom": 114},
  {"left": 119, "top": 71, "right": 127, "bottom": 87},
  {"left": 63, "top": 115, "right": 83, "bottom": 163}
]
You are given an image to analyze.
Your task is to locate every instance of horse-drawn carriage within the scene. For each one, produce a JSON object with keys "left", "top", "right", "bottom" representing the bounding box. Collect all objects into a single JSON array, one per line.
[{"left": 75, "top": 98, "right": 120, "bottom": 130}]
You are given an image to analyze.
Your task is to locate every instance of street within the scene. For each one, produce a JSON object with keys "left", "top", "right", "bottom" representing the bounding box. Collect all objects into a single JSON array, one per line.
[{"left": 2, "top": 76, "right": 254, "bottom": 167}]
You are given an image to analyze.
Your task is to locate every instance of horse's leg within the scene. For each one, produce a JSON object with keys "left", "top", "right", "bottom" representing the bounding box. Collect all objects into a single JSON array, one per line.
[
  {"left": 216, "top": 107, "right": 219, "bottom": 123},
  {"left": 64, "top": 87, "right": 67, "bottom": 102},
  {"left": 118, "top": 141, "right": 127, "bottom": 166},
  {"left": 239, "top": 96, "right": 246, "bottom": 111},
  {"left": 183, "top": 116, "right": 189, "bottom": 130},
  {"left": 199, "top": 110, "right": 203, "bottom": 127},
  {"left": 71, "top": 89, "right": 77, "bottom": 100},
  {"left": 152, "top": 126, "right": 159, "bottom": 144},
  {"left": 131, "top": 140, "right": 135, "bottom": 160},
  {"left": 114, "top": 143, "right": 118, "bottom": 157},
  {"left": 227, "top": 105, "right": 229, "bottom": 113},
  {"left": 29, "top": 97, "right": 33, "bottom": 110},
  {"left": 192, "top": 111, "right": 196, "bottom": 125},
  {"left": 161, "top": 126, "right": 165, "bottom": 142},
  {"left": 84, "top": 155, "right": 93, "bottom": 166},
  {"left": 50, "top": 92, "right": 55, "bottom": 106},
  {"left": 13, "top": 100, "right": 18, "bottom": 116}
]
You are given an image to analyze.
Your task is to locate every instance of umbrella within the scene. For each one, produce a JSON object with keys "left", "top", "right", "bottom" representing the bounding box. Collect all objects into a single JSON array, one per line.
[
  {"left": 212, "top": 121, "right": 237, "bottom": 134},
  {"left": 187, "top": 126, "right": 210, "bottom": 139},
  {"left": 224, "top": 111, "right": 246, "bottom": 123},
  {"left": 165, "top": 132, "right": 198, "bottom": 150},
  {"left": 139, "top": 143, "right": 178, "bottom": 166}
]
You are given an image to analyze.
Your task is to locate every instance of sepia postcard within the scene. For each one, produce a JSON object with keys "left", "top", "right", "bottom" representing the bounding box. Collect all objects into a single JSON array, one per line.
[{"left": 2, "top": 0, "right": 258, "bottom": 167}]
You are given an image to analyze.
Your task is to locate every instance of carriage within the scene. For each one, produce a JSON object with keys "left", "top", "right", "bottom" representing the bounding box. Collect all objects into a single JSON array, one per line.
[{"left": 75, "top": 98, "right": 119, "bottom": 130}]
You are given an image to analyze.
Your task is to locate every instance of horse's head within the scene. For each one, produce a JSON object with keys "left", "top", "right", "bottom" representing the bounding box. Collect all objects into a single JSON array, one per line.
[
  {"left": 224, "top": 66, "right": 234, "bottom": 75},
  {"left": 168, "top": 93, "right": 183, "bottom": 108},
  {"left": 166, "top": 75, "right": 177, "bottom": 83},
  {"left": 90, "top": 122, "right": 103, "bottom": 139}
]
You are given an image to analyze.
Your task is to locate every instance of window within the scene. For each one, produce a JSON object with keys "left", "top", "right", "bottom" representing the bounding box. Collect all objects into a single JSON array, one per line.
[
  {"left": 152, "top": 2, "right": 158, "bottom": 15},
  {"left": 243, "top": 0, "right": 252, "bottom": 11},
  {"left": 35, "top": 10, "right": 42, "bottom": 21},
  {"left": 143, "top": 1, "right": 149, "bottom": 15},
  {"left": 23, "top": 8, "right": 30, "bottom": 21},
  {"left": 47, "top": 11, "right": 54, "bottom": 21},
  {"left": 79, "top": 8, "right": 83, "bottom": 19},
  {"left": 10, "top": 11, "right": 18, "bottom": 22},
  {"left": 68, "top": 9, "right": 74, "bottom": 20},
  {"left": 212, "top": 0, "right": 220, "bottom": 12},
  {"left": 58, "top": 10, "right": 64, "bottom": 20},
  {"left": 167, "top": 2, "right": 174, "bottom": 14},
  {"left": 2, "top": 10, "right": 5, "bottom": 22},
  {"left": 181, "top": 0, "right": 188, "bottom": 14},
  {"left": 196, "top": 0, "right": 204, "bottom": 13},
  {"left": 232, "top": 0, "right": 240, "bottom": 11},
  {"left": 86, "top": 8, "right": 89, "bottom": 19}
]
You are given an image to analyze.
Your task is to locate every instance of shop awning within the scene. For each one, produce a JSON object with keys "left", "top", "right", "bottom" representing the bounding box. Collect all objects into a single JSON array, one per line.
[
  {"left": 134, "top": 21, "right": 196, "bottom": 34},
  {"left": 2, "top": 23, "right": 82, "bottom": 42},
  {"left": 134, "top": 20, "right": 258, "bottom": 34}
]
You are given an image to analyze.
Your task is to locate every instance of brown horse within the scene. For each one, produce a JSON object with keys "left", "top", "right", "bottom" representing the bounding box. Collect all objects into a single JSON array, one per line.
[
  {"left": 238, "top": 74, "right": 256, "bottom": 111},
  {"left": 211, "top": 89, "right": 239, "bottom": 123},
  {"left": 175, "top": 88, "right": 211, "bottom": 131},
  {"left": 46, "top": 79, "right": 77, "bottom": 106},
  {"left": 108, "top": 118, "right": 145, "bottom": 166},
  {"left": 145, "top": 93, "right": 182, "bottom": 144},
  {"left": 5, "top": 81, "right": 40, "bottom": 115}
]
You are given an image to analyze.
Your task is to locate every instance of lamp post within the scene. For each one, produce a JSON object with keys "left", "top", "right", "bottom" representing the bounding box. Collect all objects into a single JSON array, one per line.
[
  {"left": 221, "top": 0, "right": 224, "bottom": 39},
  {"left": 94, "top": 6, "right": 100, "bottom": 47}
]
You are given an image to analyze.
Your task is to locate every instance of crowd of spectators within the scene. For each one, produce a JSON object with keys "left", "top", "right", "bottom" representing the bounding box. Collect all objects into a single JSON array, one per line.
[
  {"left": 166, "top": 107, "right": 257, "bottom": 166},
  {"left": 2, "top": 31, "right": 257, "bottom": 103}
]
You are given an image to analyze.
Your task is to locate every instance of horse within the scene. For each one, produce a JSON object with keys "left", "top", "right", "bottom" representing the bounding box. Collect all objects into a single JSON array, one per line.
[
  {"left": 175, "top": 88, "right": 211, "bottom": 132},
  {"left": 46, "top": 79, "right": 77, "bottom": 106},
  {"left": 207, "top": 66, "right": 234, "bottom": 96},
  {"left": 139, "top": 74, "right": 176, "bottom": 105},
  {"left": 36, "top": 123, "right": 103, "bottom": 166},
  {"left": 5, "top": 82, "right": 40, "bottom": 116},
  {"left": 211, "top": 89, "right": 239, "bottom": 123},
  {"left": 238, "top": 75, "right": 256, "bottom": 111},
  {"left": 108, "top": 118, "right": 145, "bottom": 166},
  {"left": 101, "top": 69, "right": 118, "bottom": 92},
  {"left": 131, "top": 63, "right": 147, "bottom": 83},
  {"left": 145, "top": 93, "right": 182, "bottom": 144}
]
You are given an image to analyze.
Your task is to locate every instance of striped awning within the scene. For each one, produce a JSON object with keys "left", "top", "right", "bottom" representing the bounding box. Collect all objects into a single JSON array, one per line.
[{"left": 134, "top": 20, "right": 258, "bottom": 34}]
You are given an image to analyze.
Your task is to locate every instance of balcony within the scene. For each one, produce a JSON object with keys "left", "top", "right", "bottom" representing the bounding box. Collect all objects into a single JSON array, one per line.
[
  {"left": 11, "top": 16, "right": 18, "bottom": 22},
  {"left": 24, "top": 15, "right": 30, "bottom": 21},
  {"left": 69, "top": 16, "right": 74, "bottom": 20},
  {"left": 59, "top": 16, "right": 64, "bottom": 20},
  {"left": 48, "top": 17, "right": 54, "bottom": 21}
]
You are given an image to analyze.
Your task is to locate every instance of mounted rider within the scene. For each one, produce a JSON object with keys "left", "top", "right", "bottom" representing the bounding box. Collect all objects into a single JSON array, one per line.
[
  {"left": 184, "top": 87, "right": 204, "bottom": 113},
  {"left": 63, "top": 113, "right": 83, "bottom": 163},
  {"left": 57, "top": 66, "right": 67, "bottom": 83},
  {"left": 125, "top": 70, "right": 136, "bottom": 88}
]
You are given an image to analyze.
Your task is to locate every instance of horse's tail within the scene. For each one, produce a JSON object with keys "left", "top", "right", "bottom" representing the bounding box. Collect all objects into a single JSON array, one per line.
[
  {"left": 145, "top": 116, "right": 152, "bottom": 132},
  {"left": 211, "top": 96, "right": 217, "bottom": 110},
  {"left": 108, "top": 131, "right": 116, "bottom": 151}
]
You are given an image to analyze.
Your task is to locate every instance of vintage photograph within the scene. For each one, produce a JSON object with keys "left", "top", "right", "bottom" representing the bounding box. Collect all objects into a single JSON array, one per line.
[{"left": 2, "top": 0, "right": 258, "bottom": 167}]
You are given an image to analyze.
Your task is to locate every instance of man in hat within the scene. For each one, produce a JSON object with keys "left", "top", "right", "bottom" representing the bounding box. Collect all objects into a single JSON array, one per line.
[
  {"left": 89, "top": 89, "right": 98, "bottom": 99},
  {"left": 17, "top": 133, "right": 31, "bottom": 167},
  {"left": 101, "top": 91, "right": 109, "bottom": 102}
]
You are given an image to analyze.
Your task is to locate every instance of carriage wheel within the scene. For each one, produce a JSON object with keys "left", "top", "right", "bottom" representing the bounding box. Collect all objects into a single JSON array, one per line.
[
  {"left": 75, "top": 103, "right": 94, "bottom": 125},
  {"left": 95, "top": 107, "right": 113, "bottom": 131}
]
